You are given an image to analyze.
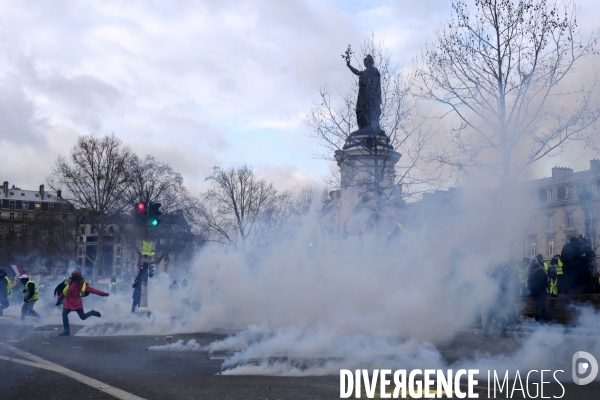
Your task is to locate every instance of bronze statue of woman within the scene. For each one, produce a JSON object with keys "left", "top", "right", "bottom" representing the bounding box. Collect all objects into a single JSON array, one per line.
[{"left": 346, "top": 54, "right": 381, "bottom": 130}]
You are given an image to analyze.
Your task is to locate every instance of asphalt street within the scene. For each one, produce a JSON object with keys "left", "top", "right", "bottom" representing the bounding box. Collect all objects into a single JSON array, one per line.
[{"left": 1, "top": 312, "right": 600, "bottom": 399}]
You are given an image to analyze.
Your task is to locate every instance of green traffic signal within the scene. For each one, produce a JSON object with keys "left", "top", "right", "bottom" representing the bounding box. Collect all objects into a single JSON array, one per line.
[{"left": 151, "top": 219, "right": 158, "bottom": 226}]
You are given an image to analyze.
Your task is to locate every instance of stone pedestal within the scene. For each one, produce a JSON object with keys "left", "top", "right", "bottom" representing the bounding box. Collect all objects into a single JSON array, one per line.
[{"left": 322, "top": 127, "right": 401, "bottom": 237}]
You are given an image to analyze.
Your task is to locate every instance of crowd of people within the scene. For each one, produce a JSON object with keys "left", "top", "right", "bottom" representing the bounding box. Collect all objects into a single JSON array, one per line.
[
  {"left": 0, "top": 267, "right": 195, "bottom": 335},
  {"left": 483, "top": 235, "right": 597, "bottom": 337}
]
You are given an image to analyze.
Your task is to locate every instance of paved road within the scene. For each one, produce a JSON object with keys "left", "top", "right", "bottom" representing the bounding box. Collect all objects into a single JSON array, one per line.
[
  {"left": 0, "top": 315, "right": 340, "bottom": 400},
  {"left": 2, "top": 314, "right": 600, "bottom": 399}
]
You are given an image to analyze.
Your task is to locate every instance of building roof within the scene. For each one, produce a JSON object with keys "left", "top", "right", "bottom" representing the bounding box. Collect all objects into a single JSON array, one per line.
[{"left": 3, "top": 189, "right": 59, "bottom": 203}]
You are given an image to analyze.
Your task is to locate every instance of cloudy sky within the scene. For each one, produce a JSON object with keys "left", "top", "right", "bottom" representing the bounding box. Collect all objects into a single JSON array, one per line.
[{"left": 1, "top": 0, "right": 599, "bottom": 196}]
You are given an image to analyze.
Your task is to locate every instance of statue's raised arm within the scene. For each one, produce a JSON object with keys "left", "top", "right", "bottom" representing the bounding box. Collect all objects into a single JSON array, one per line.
[{"left": 346, "top": 60, "right": 361, "bottom": 76}]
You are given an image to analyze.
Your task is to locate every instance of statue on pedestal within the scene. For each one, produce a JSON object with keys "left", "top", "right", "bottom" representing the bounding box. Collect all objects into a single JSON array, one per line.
[{"left": 343, "top": 46, "right": 382, "bottom": 130}]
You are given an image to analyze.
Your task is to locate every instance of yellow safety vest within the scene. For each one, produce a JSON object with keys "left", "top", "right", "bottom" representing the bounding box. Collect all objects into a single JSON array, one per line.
[
  {"left": 550, "top": 278, "right": 558, "bottom": 296},
  {"left": 63, "top": 282, "right": 88, "bottom": 297},
  {"left": 556, "top": 258, "right": 563, "bottom": 275},
  {"left": 3, "top": 276, "right": 11, "bottom": 296},
  {"left": 24, "top": 280, "right": 39, "bottom": 301}
]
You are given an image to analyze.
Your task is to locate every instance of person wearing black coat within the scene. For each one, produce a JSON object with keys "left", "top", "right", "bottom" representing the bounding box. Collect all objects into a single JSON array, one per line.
[
  {"left": 131, "top": 276, "right": 141, "bottom": 313},
  {"left": 528, "top": 261, "right": 549, "bottom": 322},
  {"left": 484, "top": 264, "right": 517, "bottom": 338}
]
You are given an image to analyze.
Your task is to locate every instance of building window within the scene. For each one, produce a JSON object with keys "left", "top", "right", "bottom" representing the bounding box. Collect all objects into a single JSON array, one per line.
[
  {"left": 22, "top": 202, "right": 27, "bottom": 210},
  {"left": 47, "top": 194, "right": 52, "bottom": 198},
  {"left": 78, "top": 246, "right": 83, "bottom": 255},
  {"left": 20, "top": 193, "right": 24, "bottom": 196},
  {"left": 530, "top": 242, "right": 537, "bottom": 258},
  {"left": 109, "top": 226, "right": 114, "bottom": 234},
  {"left": 35, "top": 214, "right": 39, "bottom": 221},
  {"left": 566, "top": 185, "right": 575, "bottom": 199},
  {"left": 35, "top": 203, "right": 40, "bottom": 211},
  {"left": 9, "top": 192, "right": 14, "bottom": 195},
  {"left": 34, "top": 194, "right": 39, "bottom": 197},
  {"left": 547, "top": 188, "right": 556, "bottom": 201},
  {"left": 548, "top": 239, "right": 555, "bottom": 256},
  {"left": 80, "top": 226, "right": 86, "bottom": 234},
  {"left": 547, "top": 214, "right": 554, "bottom": 229},
  {"left": 22, "top": 213, "right": 27, "bottom": 221},
  {"left": 9, "top": 213, "right": 14, "bottom": 221},
  {"left": 79, "top": 236, "right": 83, "bottom": 243},
  {"left": 9, "top": 201, "right": 15, "bottom": 209},
  {"left": 49, "top": 203, "right": 54, "bottom": 212},
  {"left": 566, "top": 212, "right": 574, "bottom": 227}
]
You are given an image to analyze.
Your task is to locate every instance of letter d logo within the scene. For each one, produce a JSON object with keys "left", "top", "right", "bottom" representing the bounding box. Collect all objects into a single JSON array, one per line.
[{"left": 572, "top": 351, "right": 598, "bottom": 385}]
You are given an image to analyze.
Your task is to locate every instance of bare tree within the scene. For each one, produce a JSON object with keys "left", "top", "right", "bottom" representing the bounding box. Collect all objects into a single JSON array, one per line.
[
  {"left": 201, "top": 165, "right": 279, "bottom": 250},
  {"left": 49, "top": 134, "right": 132, "bottom": 281},
  {"left": 121, "top": 155, "right": 202, "bottom": 265},
  {"left": 307, "top": 35, "right": 444, "bottom": 202},
  {"left": 415, "top": 0, "right": 599, "bottom": 185}
]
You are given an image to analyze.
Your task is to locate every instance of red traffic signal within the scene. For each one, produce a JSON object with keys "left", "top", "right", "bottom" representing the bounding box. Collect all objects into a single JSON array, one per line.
[{"left": 134, "top": 202, "right": 148, "bottom": 227}]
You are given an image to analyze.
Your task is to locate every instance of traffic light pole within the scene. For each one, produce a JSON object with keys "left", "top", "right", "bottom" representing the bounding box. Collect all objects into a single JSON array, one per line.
[{"left": 133, "top": 193, "right": 160, "bottom": 315}]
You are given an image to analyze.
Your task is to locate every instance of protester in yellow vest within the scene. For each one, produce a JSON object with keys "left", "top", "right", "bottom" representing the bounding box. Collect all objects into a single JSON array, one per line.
[
  {"left": 0, "top": 269, "right": 11, "bottom": 316},
  {"left": 109, "top": 277, "right": 118, "bottom": 295},
  {"left": 55, "top": 270, "right": 108, "bottom": 336},
  {"left": 550, "top": 254, "right": 565, "bottom": 294},
  {"left": 548, "top": 265, "right": 559, "bottom": 299},
  {"left": 535, "top": 254, "right": 549, "bottom": 272},
  {"left": 20, "top": 274, "right": 41, "bottom": 321}
]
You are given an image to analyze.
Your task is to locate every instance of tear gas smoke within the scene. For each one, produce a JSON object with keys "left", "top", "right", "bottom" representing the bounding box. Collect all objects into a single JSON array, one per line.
[{"left": 73, "top": 191, "right": 599, "bottom": 381}]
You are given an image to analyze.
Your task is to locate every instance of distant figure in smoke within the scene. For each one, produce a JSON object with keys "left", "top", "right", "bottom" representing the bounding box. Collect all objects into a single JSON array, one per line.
[
  {"left": 56, "top": 271, "right": 109, "bottom": 336},
  {"left": 169, "top": 280, "right": 179, "bottom": 298},
  {"left": 181, "top": 279, "right": 191, "bottom": 306},
  {"left": 109, "top": 277, "right": 118, "bottom": 295},
  {"left": 131, "top": 276, "right": 141, "bottom": 313},
  {"left": 516, "top": 257, "right": 531, "bottom": 297},
  {"left": 20, "top": 274, "right": 41, "bottom": 320},
  {"left": 0, "top": 269, "right": 12, "bottom": 316},
  {"left": 483, "top": 265, "right": 514, "bottom": 338},
  {"left": 528, "top": 260, "right": 549, "bottom": 322}
]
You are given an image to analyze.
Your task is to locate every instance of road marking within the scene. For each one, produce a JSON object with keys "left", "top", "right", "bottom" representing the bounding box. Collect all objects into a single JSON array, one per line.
[
  {"left": 0, "top": 355, "right": 52, "bottom": 370},
  {"left": 1, "top": 344, "right": 146, "bottom": 400}
]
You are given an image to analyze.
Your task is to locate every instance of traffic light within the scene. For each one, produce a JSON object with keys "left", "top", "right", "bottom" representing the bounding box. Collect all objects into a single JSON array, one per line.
[
  {"left": 134, "top": 202, "right": 148, "bottom": 227},
  {"left": 148, "top": 202, "right": 162, "bottom": 227},
  {"left": 148, "top": 265, "right": 155, "bottom": 278},
  {"left": 138, "top": 262, "right": 148, "bottom": 279}
]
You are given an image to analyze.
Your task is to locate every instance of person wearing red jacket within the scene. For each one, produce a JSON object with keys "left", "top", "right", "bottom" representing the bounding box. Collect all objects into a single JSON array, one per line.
[{"left": 55, "top": 270, "right": 109, "bottom": 336}]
